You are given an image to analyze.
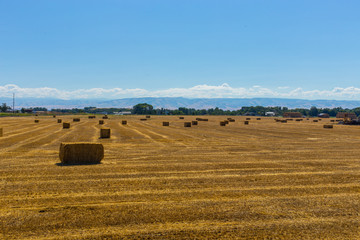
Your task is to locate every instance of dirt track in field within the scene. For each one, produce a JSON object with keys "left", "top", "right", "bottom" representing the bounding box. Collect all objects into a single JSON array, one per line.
[{"left": 1, "top": 115, "right": 359, "bottom": 239}]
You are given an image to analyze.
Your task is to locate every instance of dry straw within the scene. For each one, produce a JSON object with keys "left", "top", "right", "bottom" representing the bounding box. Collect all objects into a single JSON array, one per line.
[
  {"left": 163, "top": 122, "right": 170, "bottom": 126},
  {"left": 59, "top": 142, "right": 104, "bottom": 164},
  {"left": 63, "top": 122, "right": 70, "bottom": 129},
  {"left": 0, "top": 128, "right": 3, "bottom": 137},
  {"left": 184, "top": 122, "right": 191, "bottom": 127},
  {"left": 100, "top": 128, "right": 111, "bottom": 138}
]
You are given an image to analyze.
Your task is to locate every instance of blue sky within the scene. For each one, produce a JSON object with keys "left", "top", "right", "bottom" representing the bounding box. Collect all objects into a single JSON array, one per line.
[{"left": 1, "top": 0, "right": 360, "bottom": 99}]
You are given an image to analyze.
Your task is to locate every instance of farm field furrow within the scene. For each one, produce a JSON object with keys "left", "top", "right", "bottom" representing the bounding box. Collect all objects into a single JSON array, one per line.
[{"left": 1, "top": 115, "right": 360, "bottom": 239}]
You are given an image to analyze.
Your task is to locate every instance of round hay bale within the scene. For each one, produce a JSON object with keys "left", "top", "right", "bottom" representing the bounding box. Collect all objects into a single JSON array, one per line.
[
  {"left": 163, "top": 121, "right": 170, "bottom": 126},
  {"left": 57, "top": 119, "right": 62, "bottom": 123},
  {"left": 323, "top": 124, "right": 333, "bottom": 128},
  {"left": 184, "top": 122, "right": 191, "bottom": 127},
  {"left": 244, "top": 121, "right": 249, "bottom": 125},
  {"left": 122, "top": 120, "right": 127, "bottom": 125},
  {"left": 59, "top": 142, "right": 104, "bottom": 165},
  {"left": 34, "top": 120, "right": 39, "bottom": 123},
  {"left": 63, "top": 122, "right": 70, "bottom": 129},
  {"left": 99, "top": 120, "right": 104, "bottom": 124},
  {"left": 192, "top": 121, "right": 198, "bottom": 125},
  {"left": 100, "top": 128, "right": 111, "bottom": 138}
]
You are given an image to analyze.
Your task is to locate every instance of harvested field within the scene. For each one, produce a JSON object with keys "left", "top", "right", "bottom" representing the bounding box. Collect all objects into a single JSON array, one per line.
[{"left": 0, "top": 115, "right": 360, "bottom": 239}]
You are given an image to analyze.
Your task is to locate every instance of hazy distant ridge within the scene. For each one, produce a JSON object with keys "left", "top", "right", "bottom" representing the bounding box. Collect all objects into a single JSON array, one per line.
[{"left": 2, "top": 97, "right": 360, "bottom": 110}]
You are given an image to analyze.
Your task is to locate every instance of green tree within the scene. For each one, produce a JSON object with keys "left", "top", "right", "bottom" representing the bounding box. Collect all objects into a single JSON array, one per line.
[
  {"left": 132, "top": 103, "right": 154, "bottom": 114},
  {"left": 0, "top": 103, "right": 10, "bottom": 112}
]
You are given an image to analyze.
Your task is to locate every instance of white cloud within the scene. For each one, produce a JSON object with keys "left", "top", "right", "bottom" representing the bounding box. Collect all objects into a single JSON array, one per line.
[{"left": 1, "top": 84, "right": 360, "bottom": 100}]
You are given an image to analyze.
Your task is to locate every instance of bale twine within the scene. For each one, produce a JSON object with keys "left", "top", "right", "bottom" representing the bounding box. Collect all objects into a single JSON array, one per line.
[
  {"left": 0, "top": 128, "right": 3, "bottom": 137},
  {"left": 244, "top": 121, "right": 249, "bottom": 125},
  {"left": 184, "top": 122, "right": 191, "bottom": 127},
  {"left": 100, "top": 128, "right": 111, "bottom": 138},
  {"left": 122, "top": 120, "right": 127, "bottom": 125},
  {"left": 63, "top": 122, "right": 70, "bottom": 129},
  {"left": 323, "top": 124, "right": 333, "bottom": 129},
  {"left": 34, "top": 120, "right": 39, "bottom": 123},
  {"left": 73, "top": 118, "right": 80, "bottom": 122},
  {"left": 192, "top": 121, "right": 198, "bottom": 125},
  {"left": 59, "top": 142, "right": 104, "bottom": 164},
  {"left": 220, "top": 121, "right": 226, "bottom": 126},
  {"left": 163, "top": 122, "right": 170, "bottom": 126},
  {"left": 146, "top": 115, "right": 151, "bottom": 118},
  {"left": 57, "top": 119, "right": 62, "bottom": 123},
  {"left": 99, "top": 120, "right": 104, "bottom": 124}
]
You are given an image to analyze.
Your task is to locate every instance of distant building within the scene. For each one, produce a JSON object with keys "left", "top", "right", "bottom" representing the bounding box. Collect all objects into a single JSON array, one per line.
[
  {"left": 336, "top": 112, "right": 357, "bottom": 119},
  {"left": 114, "top": 111, "right": 132, "bottom": 115},
  {"left": 318, "top": 113, "right": 330, "bottom": 118},
  {"left": 283, "top": 112, "right": 302, "bottom": 118},
  {"left": 265, "top": 112, "right": 275, "bottom": 116}
]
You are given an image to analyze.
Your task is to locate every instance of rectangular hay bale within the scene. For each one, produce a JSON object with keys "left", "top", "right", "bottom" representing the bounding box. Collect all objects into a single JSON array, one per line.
[
  {"left": 99, "top": 120, "right": 104, "bottom": 124},
  {"left": 59, "top": 142, "right": 104, "bottom": 164},
  {"left": 34, "top": 120, "right": 39, "bottom": 123},
  {"left": 63, "top": 122, "right": 70, "bottom": 129},
  {"left": 163, "top": 122, "right": 170, "bottom": 126},
  {"left": 122, "top": 120, "right": 127, "bottom": 125},
  {"left": 58, "top": 119, "right": 62, "bottom": 123},
  {"left": 184, "top": 122, "right": 191, "bottom": 127},
  {"left": 73, "top": 118, "right": 80, "bottom": 122},
  {"left": 323, "top": 124, "right": 333, "bottom": 128},
  {"left": 100, "top": 128, "right": 111, "bottom": 138},
  {"left": 192, "top": 121, "right": 198, "bottom": 125}
]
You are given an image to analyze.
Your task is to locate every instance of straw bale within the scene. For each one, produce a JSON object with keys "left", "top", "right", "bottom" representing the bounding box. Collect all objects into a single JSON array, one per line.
[
  {"left": 224, "top": 120, "right": 229, "bottom": 124},
  {"left": 323, "top": 124, "right": 333, "bottom": 129},
  {"left": 229, "top": 119, "right": 235, "bottom": 122},
  {"left": 146, "top": 115, "right": 151, "bottom": 118},
  {"left": 73, "top": 118, "right": 80, "bottom": 122},
  {"left": 53, "top": 115, "right": 56, "bottom": 118},
  {"left": 179, "top": 117, "right": 184, "bottom": 119},
  {"left": 99, "top": 120, "right": 104, "bottom": 124},
  {"left": 59, "top": 142, "right": 104, "bottom": 164},
  {"left": 330, "top": 120, "right": 335, "bottom": 122},
  {"left": 192, "top": 121, "right": 198, "bottom": 125},
  {"left": 88, "top": 116, "right": 96, "bottom": 119},
  {"left": 163, "top": 122, "right": 170, "bottom": 126},
  {"left": 184, "top": 122, "right": 191, "bottom": 127},
  {"left": 281, "top": 120, "right": 287, "bottom": 123},
  {"left": 313, "top": 120, "right": 318, "bottom": 122},
  {"left": 57, "top": 119, "right": 62, "bottom": 123},
  {"left": 0, "top": 128, "right": 3, "bottom": 137},
  {"left": 244, "top": 121, "right": 249, "bottom": 125},
  {"left": 220, "top": 121, "right": 226, "bottom": 126},
  {"left": 246, "top": 118, "right": 251, "bottom": 120},
  {"left": 34, "top": 120, "right": 39, "bottom": 123},
  {"left": 63, "top": 122, "right": 70, "bottom": 129},
  {"left": 140, "top": 118, "right": 147, "bottom": 121},
  {"left": 100, "top": 128, "right": 111, "bottom": 138},
  {"left": 122, "top": 120, "right": 127, "bottom": 125},
  {"left": 103, "top": 115, "right": 108, "bottom": 119},
  {"left": 256, "top": 118, "right": 261, "bottom": 120}
]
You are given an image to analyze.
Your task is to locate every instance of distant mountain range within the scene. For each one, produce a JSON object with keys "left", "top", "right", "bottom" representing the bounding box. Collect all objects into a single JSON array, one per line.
[{"left": 2, "top": 97, "right": 360, "bottom": 110}]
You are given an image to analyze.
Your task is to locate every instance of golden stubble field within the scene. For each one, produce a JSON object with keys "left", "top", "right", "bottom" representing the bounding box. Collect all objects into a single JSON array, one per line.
[{"left": 0, "top": 115, "right": 360, "bottom": 239}]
